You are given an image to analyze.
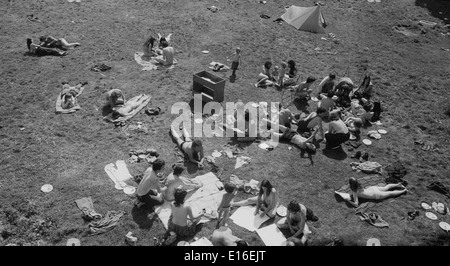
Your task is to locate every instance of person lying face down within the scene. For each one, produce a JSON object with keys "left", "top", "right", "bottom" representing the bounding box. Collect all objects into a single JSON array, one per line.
[
  {"left": 110, "top": 94, "right": 148, "bottom": 118},
  {"left": 210, "top": 226, "right": 248, "bottom": 246}
]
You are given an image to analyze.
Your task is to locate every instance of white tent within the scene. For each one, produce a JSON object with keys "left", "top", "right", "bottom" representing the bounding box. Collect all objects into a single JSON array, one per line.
[{"left": 281, "top": 5, "right": 327, "bottom": 33}]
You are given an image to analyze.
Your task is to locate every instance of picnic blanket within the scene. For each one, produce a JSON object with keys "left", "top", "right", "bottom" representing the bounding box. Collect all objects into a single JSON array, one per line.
[
  {"left": 55, "top": 84, "right": 85, "bottom": 114},
  {"left": 335, "top": 175, "right": 387, "bottom": 212},
  {"left": 103, "top": 94, "right": 151, "bottom": 124},
  {"left": 134, "top": 51, "right": 177, "bottom": 71},
  {"left": 256, "top": 223, "right": 287, "bottom": 246},
  {"left": 229, "top": 206, "right": 271, "bottom": 232},
  {"left": 104, "top": 160, "right": 136, "bottom": 192},
  {"left": 155, "top": 172, "right": 225, "bottom": 230}
]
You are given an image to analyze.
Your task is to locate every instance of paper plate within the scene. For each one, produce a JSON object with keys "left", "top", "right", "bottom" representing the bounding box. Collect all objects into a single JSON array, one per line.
[
  {"left": 439, "top": 222, "right": 450, "bottom": 232},
  {"left": 310, "top": 97, "right": 319, "bottom": 102},
  {"left": 425, "top": 212, "right": 438, "bottom": 220},
  {"left": 421, "top": 201, "right": 432, "bottom": 210},
  {"left": 366, "top": 238, "right": 380, "bottom": 246},
  {"left": 258, "top": 143, "right": 270, "bottom": 150},
  {"left": 378, "top": 129, "right": 387, "bottom": 134},
  {"left": 41, "top": 184, "right": 53, "bottom": 193},
  {"left": 123, "top": 187, "right": 136, "bottom": 195},
  {"left": 194, "top": 118, "right": 203, "bottom": 124},
  {"left": 349, "top": 134, "right": 357, "bottom": 140},
  {"left": 276, "top": 206, "right": 287, "bottom": 217},
  {"left": 202, "top": 50, "right": 209, "bottom": 54},
  {"left": 212, "top": 150, "right": 222, "bottom": 157},
  {"left": 362, "top": 139, "right": 372, "bottom": 145},
  {"left": 66, "top": 238, "right": 81, "bottom": 246}
]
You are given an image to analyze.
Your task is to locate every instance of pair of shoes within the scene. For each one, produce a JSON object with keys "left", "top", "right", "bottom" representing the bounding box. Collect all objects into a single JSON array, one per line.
[
  {"left": 352, "top": 151, "right": 362, "bottom": 159},
  {"left": 407, "top": 210, "right": 419, "bottom": 220},
  {"left": 145, "top": 107, "right": 161, "bottom": 116},
  {"left": 361, "top": 152, "right": 369, "bottom": 161},
  {"left": 310, "top": 215, "right": 319, "bottom": 222}
]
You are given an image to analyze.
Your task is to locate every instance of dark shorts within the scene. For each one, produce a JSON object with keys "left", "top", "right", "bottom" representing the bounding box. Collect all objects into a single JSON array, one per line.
[
  {"left": 137, "top": 189, "right": 163, "bottom": 206},
  {"left": 325, "top": 132, "right": 350, "bottom": 148},
  {"left": 231, "top": 61, "right": 239, "bottom": 71}
]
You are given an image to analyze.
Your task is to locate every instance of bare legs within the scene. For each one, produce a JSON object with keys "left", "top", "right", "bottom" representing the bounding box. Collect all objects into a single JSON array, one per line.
[
  {"left": 170, "top": 125, "right": 192, "bottom": 147},
  {"left": 58, "top": 38, "right": 80, "bottom": 49},
  {"left": 230, "top": 196, "right": 258, "bottom": 207}
]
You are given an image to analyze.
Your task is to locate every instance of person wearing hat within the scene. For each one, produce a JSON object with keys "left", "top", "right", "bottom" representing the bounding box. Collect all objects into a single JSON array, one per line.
[
  {"left": 170, "top": 125, "right": 205, "bottom": 168},
  {"left": 324, "top": 112, "right": 350, "bottom": 149}
]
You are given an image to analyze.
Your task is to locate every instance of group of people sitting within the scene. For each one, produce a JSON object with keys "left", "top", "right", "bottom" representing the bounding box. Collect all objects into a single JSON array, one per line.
[{"left": 142, "top": 33, "right": 175, "bottom": 66}]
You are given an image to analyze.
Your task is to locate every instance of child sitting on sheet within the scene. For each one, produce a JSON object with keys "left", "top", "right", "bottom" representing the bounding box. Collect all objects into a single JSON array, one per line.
[
  {"left": 217, "top": 182, "right": 238, "bottom": 227},
  {"left": 276, "top": 200, "right": 314, "bottom": 246}
]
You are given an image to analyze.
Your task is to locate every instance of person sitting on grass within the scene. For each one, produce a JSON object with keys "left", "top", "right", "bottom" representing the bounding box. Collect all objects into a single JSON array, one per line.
[
  {"left": 318, "top": 73, "right": 337, "bottom": 97},
  {"left": 231, "top": 179, "right": 280, "bottom": 218},
  {"left": 210, "top": 226, "right": 249, "bottom": 246},
  {"left": 324, "top": 112, "right": 350, "bottom": 149},
  {"left": 276, "top": 200, "right": 317, "bottom": 246},
  {"left": 335, "top": 177, "right": 408, "bottom": 207},
  {"left": 283, "top": 60, "right": 298, "bottom": 86},
  {"left": 136, "top": 159, "right": 166, "bottom": 207},
  {"left": 154, "top": 40, "right": 175, "bottom": 66},
  {"left": 110, "top": 94, "right": 149, "bottom": 119},
  {"left": 170, "top": 125, "right": 205, "bottom": 168},
  {"left": 27, "top": 38, "right": 67, "bottom": 56},
  {"left": 277, "top": 104, "right": 299, "bottom": 128},
  {"left": 317, "top": 90, "right": 337, "bottom": 118},
  {"left": 162, "top": 164, "right": 202, "bottom": 201},
  {"left": 293, "top": 76, "right": 317, "bottom": 102},
  {"left": 142, "top": 36, "right": 158, "bottom": 59},
  {"left": 168, "top": 187, "right": 206, "bottom": 237},
  {"left": 217, "top": 182, "right": 238, "bottom": 227},
  {"left": 344, "top": 103, "right": 374, "bottom": 127},
  {"left": 255, "top": 61, "right": 275, "bottom": 88},
  {"left": 296, "top": 107, "right": 326, "bottom": 135},
  {"left": 39, "top": 35, "right": 80, "bottom": 50},
  {"left": 275, "top": 62, "right": 287, "bottom": 88}
]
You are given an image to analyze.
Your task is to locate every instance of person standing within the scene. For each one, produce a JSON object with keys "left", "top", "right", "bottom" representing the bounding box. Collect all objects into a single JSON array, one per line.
[{"left": 230, "top": 47, "right": 241, "bottom": 78}]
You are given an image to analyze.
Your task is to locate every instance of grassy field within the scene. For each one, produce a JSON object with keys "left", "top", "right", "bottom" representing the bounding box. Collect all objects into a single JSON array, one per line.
[{"left": 0, "top": 0, "right": 449, "bottom": 246}]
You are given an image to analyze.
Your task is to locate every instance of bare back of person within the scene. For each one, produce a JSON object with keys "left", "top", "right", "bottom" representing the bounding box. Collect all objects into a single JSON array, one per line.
[
  {"left": 211, "top": 226, "right": 239, "bottom": 246},
  {"left": 171, "top": 203, "right": 190, "bottom": 227},
  {"left": 162, "top": 46, "right": 174, "bottom": 65}
]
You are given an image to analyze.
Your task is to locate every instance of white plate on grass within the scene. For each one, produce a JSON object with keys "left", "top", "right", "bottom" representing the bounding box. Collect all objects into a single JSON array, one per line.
[
  {"left": 202, "top": 50, "right": 209, "bottom": 54},
  {"left": 123, "top": 187, "right": 136, "bottom": 195},
  {"left": 425, "top": 212, "right": 438, "bottom": 220},
  {"left": 378, "top": 129, "right": 387, "bottom": 134},
  {"left": 362, "top": 139, "right": 372, "bottom": 145},
  {"left": 276, "top": 206, "right": 287, "bottom": 217},
  {"left": 41, "top": 184, "right": 53, "bottom": 193},
  {"left": 310, "top": 97, "right": 319, "bottom": 102},
  {"left": 439, "top": 222, "right": 450, "bottom": 232},
  {"left": 421, "top": 201, "right": 432, "bottom": 210},
  {"left": 366, "top": 238, "right": 380, "bottom": 246},
  {"left": 67, "top": 238, "right": 81, "bottom": 246}
]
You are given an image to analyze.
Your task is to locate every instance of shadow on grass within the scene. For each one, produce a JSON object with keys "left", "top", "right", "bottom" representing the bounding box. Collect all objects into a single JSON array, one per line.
[
  {"left": 322, "top": 146, "right": 348, "bottom": 160},
  {"left": 131, "top": 205, "right": 158, "bottom": 229},
  {"left": 416, "top": 0, "right": 450, "bottom": 25}
]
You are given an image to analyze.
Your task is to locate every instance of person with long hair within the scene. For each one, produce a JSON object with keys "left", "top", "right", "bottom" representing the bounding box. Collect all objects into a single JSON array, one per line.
[
  {"left": 168, "top": 187, "right": 205, "bottom": 237},
  {"left": 231, "top": 179, "right": 280, "bottom": 218},
  {"left": 335, "top": 177, "right": 407, "bottom": 207}
]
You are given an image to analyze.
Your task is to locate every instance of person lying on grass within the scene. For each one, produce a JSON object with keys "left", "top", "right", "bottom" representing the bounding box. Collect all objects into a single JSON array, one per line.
[
  {"left": 210, "top": 226, "right": 249, "bottom": 246},
  {"left": 296, "top": 107, "right": 326, "bottom": 135},
  {"left": 170, "top": 125, "right": 205, "bottom": 168},
  {"left": 344, "top": 102, "right": 374, "bottom": 127},
  {"left": 231, "top": 179, "right": 280, "bottom": 218},
  {"left": 263, "top": 118, "right": 317, "bottom": 162},
  {"left": 162, "top": 164, "right": 202, "bottom": 201},
  {"left": 110, "top": 94, "right": 148, "bottom": 119},
  {"left": 60, "top": 82, "right": 86, "bottom": 109},
  {"left": 276, "top": 200, "right": 317, "bottom": 246},
  {"left": 335, "top": 177, "right": 408, "bottom": 207},
  {"left": 106, "top": 89, "right": 125, "bottom": 108},
  {"left": 39, "top": 35, "right": 80, "bottom": 50},
  {"left": 27, "top": 38, "right": 67, "bottom": 56},
  {"left": 168, "top": 187, "right": 206, "bottom": 237}
]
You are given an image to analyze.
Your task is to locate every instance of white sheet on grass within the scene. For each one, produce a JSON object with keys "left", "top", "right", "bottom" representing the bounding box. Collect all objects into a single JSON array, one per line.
[
  {"left": 229, "top": 206, "right": 270, "bottom": 232},
  {"left": 256, "top": 223, "right": 287, "bottom": 246},
  {"left": 190, "top": 237, "right": 214, "bottom": 246},
  {"left": 104, "top": 160, "right": 135, "bottom": 191},
  {"left": 155, "top": 172, "right": 225, "bottom": 230}
]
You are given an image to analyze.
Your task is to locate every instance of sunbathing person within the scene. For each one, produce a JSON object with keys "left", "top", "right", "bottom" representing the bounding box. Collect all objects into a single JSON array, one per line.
[
  {"left": 136, "top": 159, "right": 166, "bottom": 207},
  {"left": 335, "top": 177, "right": 407, "bottom": 207},
  {"left": 296, "top": 107, "right": 326, "bottom": 135},
  {"left": 255, "top": 61, "right": 275, "bottom": 87},
  {"left": 39, "top": 35, "right": 80, "bottom": 50},
  {"left": 324, "top": 112, "right": 350, "bottom": 149},
  {"left": 264, "top": 119, "right": 318, "bottom": 162},
  {"left": 27, "top": 38, "right": 67, "bottom": 56},
  {"left": 231, "top": 179, "right": 280, "bottom": 218},
  {"left": 60, "top": 82, "right": 85, "bottom": 109},
  {"left": 154, "top": 40, "right": 175, "bottom": 66},
  {"left": 106, "top": 89, "right": 125, "bottom": 108},
  {"left": 170, "top": 125, "right": 205, "bottom": 168},
  {"left": 276, "top": 200, "right": 314, "bottom": 245},
  {"left": 344, "top": 103, "right": 374, "bottom": 127},
  {"left": 168, "top": 187, "right": 205, "bottom": 237},
  {"left": 111, "top": 94, "right": 148, "bottom": 118},
  {"left": 162, "top": 164, "right": 202, "bottom": 201},
  {"left": 142, "top": 36, "right": 158, "bottom": 59},
  {"left": 210, "top": 226, "right": 248, "bottom": 246}
]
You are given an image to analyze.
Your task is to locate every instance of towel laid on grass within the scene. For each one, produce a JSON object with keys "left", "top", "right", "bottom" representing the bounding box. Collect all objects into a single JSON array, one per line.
[
  {"left": 55, "top": 84, "right": 85, "bottom": 114},
  {"left": 335, "top": 175, "right": 387, "bottom": 213},
  {"left": 209, "top": 61, "right": 230, "bottom": 72},
  {"left": 155, "top": 172, "right": 225, "bottom": 230},
  {"left": 134, "top": 52, "right": 177, "bottom": 71},
  {"left": 256, "top": 223, "right": 287, "bottom": 246},
  {"left": 104, "top": 160, "right": 136, "bottom": 192},
  {"left": 358, "top": 212, "right": 389, "bottom": 228},
  {"left": 88, "top": 211, "right": 125, "bottom": 235},
  {"left": 103, "top": 94, "right": 151, "bottom": 124},
  {"left": 229, "top": 206, "right": 271, "bottom": 232}
]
